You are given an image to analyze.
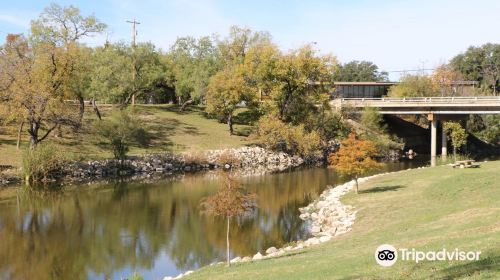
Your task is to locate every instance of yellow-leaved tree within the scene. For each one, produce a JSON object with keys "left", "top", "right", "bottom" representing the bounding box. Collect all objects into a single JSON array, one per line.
[{"left": 328, "top": 133, "right": 382, "bottom": 194}]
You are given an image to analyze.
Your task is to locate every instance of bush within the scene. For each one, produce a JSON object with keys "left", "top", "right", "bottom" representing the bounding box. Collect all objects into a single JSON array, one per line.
[
  {"left": 361, "top": 107, "right": 387, "bottom": 132},
  {"left": 95, "top": 109, "right": 150, "bottom": 161},
  {"left": 254, "top": 115, "right": 322, "bottom": 156},
  {"left": 22, "top": 144, "right": 67, "bottom": 185}
]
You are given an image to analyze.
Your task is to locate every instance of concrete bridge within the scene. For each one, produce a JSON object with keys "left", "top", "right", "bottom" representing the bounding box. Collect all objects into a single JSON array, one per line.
[{"left": 331, "top": 96, "right": 500, "bottom": 166}]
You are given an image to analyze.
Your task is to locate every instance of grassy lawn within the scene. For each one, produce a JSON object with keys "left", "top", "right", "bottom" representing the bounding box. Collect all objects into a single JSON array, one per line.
[
  {"left": 0, "top": 105, "right": 254, "bottom": 168},
  {"left": 186, "top": 161, "right": 500, "bottom": 280}
]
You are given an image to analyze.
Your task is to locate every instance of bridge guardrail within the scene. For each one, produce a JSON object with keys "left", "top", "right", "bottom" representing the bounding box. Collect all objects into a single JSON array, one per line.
[{"left": 340, "top": 97, "right": 500, "bottom": 103}]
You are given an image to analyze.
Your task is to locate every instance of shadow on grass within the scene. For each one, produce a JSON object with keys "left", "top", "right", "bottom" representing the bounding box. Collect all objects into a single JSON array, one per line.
[
  {"left": 359, "top": 185, "right": 405, "bottom": 194},
  {"left": 437, "top": 254, "right": 499, "bottom": 280}
]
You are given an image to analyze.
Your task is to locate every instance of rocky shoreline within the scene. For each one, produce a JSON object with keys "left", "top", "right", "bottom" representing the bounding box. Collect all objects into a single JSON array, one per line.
[
  {"left": 163, "top": 169, "right": 419, "bottom": 280},
  {"left": 0, "top": 146, "right": 308, "bottom": 187}
]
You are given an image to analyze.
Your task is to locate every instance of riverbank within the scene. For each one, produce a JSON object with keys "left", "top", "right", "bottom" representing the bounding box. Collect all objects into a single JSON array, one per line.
[
  {"left": 0, "top": 146, "right": 309, "bottom": 188},
  {"left": 183, "top": 160, "right": 500, "bottom": 280}
]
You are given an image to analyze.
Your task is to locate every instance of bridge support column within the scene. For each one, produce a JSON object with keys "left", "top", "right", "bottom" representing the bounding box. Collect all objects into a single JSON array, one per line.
[
  {"left": 430, "top": 117, "right": 437, "bottom": 167},
  {"left": 441, "top": 126, "right": 447, "bottom": 159}
]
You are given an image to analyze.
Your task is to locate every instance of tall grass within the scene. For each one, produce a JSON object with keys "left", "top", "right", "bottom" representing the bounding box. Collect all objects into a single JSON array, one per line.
[{"left": 22, "top": 144, "right": 67, "bottom": 186}]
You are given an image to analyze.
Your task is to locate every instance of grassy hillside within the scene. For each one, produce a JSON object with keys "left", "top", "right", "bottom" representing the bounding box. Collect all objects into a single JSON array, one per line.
[
  {"left": 0, "top": 105, "right": 253, "bottom": 168},
  {"left": 185, "top": 161, "right": 500, "bottom": 280}
]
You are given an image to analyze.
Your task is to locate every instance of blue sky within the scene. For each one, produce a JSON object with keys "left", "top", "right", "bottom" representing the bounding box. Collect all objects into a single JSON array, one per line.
[{"left": 1, "top": 0, "right": 499, "bottom": 80}]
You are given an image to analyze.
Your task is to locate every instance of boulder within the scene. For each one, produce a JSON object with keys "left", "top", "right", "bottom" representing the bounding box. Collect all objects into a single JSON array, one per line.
[
  {"left": 230, "top": 257, "right": 241, "bottom": 263},
  {"left": 252, "top": 252, "right": 263, "bottom": 260},
  {"left": 265, "top": 247, "right": 278, "bottom": 255}
]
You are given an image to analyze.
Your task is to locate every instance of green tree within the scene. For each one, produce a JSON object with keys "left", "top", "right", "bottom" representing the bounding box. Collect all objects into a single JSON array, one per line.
[
  {"left": 167, "top": 36, "right": 221, "bottom": 109},
  {"left": 450, "top": 43, "right": 500, "bottom": 95},
  {"left": 90, "top": 42, "right": 168, "bottom": 105},
  {"left": 388, "top": 74, "right": 439, "bottom": 97},
  {"left": 333, "top": 60, "right": 388, "bottom": 82},
  {"left": 443, "top": 121, "right": 468, "bottom": 161},
  {"left": 200, "top": 175, "right": 256, "bottom": 266}
]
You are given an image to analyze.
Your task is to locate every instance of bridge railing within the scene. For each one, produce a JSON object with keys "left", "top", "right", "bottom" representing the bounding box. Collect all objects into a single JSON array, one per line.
[{"left": 340, "top": 96, "right": 500, "bottom": 103}]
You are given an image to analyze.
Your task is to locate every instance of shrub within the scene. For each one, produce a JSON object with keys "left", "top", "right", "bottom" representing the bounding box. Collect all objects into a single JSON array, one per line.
[
  {"left": 254, "top": 115, "right": 322, "bottom": 156},
  {"left": 361, "top": 107, "right": 387, "bottom": 132},
  {"left": 95, "top": 109, "right": 150, "bottom": 161},
  {"left": 22, "top": 144, "right": 67, "bottom": 185}
]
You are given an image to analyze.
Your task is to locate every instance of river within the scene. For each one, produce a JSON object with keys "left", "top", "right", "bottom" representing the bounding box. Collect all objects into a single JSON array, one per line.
[{"left": 0, "top": 159, "right": 428, "bottom": 280}]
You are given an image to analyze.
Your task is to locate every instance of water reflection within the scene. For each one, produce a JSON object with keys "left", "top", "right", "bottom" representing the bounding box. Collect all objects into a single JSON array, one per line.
[{"left": 0, "top": 161, "right": 425, "bottom": 280}]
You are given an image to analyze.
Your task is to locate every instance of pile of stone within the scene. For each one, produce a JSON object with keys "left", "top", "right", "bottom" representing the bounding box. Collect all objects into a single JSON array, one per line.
[{"left": 59, "top": 146, "right": 305, "bottom": 183}]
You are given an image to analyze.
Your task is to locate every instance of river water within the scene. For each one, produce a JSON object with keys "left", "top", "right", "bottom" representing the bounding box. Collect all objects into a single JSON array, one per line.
[{"left": 0, "top": 160, "right": 427, "bottom": 280}]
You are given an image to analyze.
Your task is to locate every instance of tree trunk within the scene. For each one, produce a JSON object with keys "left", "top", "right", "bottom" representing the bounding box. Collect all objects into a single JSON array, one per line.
[
  {"left": 77, "top": 95, "right": 85, "bottom": 128},
  {"left": 16, "top": 121, "right": 24, "bottom": 150},
  {"left": 228, "top": 114, "right": 234, "bottom": 135},
  {"left": 92, "top": 98, "right": 102, "bottom": 120},
  {"left": 354, "top": 177, "right": 359, "bottom": 194},
  {"left": 453, "top": 147, "right": 457, "bottom": 163},
  {"left": 226, "top": 217, "right": 231, "bottom": 267}
]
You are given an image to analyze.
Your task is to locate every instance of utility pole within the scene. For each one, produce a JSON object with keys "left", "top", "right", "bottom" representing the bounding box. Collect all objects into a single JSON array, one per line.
[
  {"left": 126, "top": 19, "right": 140, "bottom": 47},
  {"left": 126, "top": 19, "right": 140, "bottom": 105}
]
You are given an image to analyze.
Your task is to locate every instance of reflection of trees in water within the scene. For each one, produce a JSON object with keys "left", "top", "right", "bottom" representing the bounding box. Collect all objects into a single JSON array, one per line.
[{"left": 0, "top": 168, "right": 339, "bottom": 280}]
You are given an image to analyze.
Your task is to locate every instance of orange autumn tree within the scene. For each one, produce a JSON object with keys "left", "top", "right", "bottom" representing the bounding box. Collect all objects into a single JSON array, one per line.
[
  {"left": 328, "top": 133, "right": 382, "bottom": 194},
  {"left": 200, "top": 174, "right": 257, "bottom": 266}
]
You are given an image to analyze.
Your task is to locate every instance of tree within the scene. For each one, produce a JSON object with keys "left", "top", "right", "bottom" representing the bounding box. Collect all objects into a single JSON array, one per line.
[
  {"left": 443, "top": 122, "right": 467, "bottom": 161},
  {"left": 450, "top": 43, "right": 500, "bottom": 95},
  {"left": 90, "top": 42, "right": 168, "bottom": 105},
  {"left": 271, "top": 45, "right": 337, "bottom": 123},
  {"left": 333, "top": 60, "right": 388, "bottom": 82},
  {"left": 30, "top": 3, "right": 106, "bottom": 126},
  {"left": 328, "top": 133, "right": 382, "bottom": 194},
  {"left": 199, "top": 174, "right": 256, "bottom": 266},
  {"left": 206, "top": 65, "right": 251, "bottom": 135},
  {"left": 388, "top": 74, "right": 439, "bottom": 97},
  {"left": 218, "top": 26, "right": 272, "bottom": 65},
  {"left": 432, "top": 64, "right": 465, "bottom": 96},
  {"left": 167, "top": 36, "right": 221, "bottom": 109},
  {"left": 0, "top": 4, "right": 105, "bottom": 148},
  {"left": 0, "top": 34, "right": 76, "bottom": 148}
]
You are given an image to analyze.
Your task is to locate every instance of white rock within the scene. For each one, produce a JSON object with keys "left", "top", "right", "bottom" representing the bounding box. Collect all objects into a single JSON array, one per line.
[
  {"left": 163, "top": 277, "right": 173, "bottom": 280},
  {"left": 265, "top": 247, "right": 278, "bottom": 254},
  {"left": 184, "top": 271, "right": 193, "bottom": 276},
  {"left": 241, "top": 256, "right": 252, "bottom": 262},
  {"left": 253, "top": 252, "right": 263, "bottom": 260},
  {"left": 230, "top": 257, "right": 242, "bottom": 263},
  {"left": 311, "top": 225, "right": 321, "bottom": 234},
  {"left": 319, "top": 235, "right": 331, "bottom": 243}
]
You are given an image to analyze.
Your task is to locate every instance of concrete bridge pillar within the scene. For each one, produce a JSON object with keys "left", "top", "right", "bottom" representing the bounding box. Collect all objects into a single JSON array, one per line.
[{"left": 431, "top": 118, "right": 437, "bottom": 167}]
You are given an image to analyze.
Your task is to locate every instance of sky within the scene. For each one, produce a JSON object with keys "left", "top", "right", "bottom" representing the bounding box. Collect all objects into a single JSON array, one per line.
[{"left": 1, "top": 0, "right": 499, "bottom": 80}]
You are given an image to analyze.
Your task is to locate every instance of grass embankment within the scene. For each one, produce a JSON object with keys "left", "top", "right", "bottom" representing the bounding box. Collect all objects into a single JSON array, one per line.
[
  {"left": 0, "top": 105, "right": 253, "bottom": 168},
  {"left": 186, "top": 161, "right": 500, "bottom": 280}
]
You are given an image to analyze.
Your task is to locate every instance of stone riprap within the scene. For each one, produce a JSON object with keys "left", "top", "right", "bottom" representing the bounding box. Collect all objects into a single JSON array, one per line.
[{"left": 61, "top": 146, "right": 304, "bottom": 183}]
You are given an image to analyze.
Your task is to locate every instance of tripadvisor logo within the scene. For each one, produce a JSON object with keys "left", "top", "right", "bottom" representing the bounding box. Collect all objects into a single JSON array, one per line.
[{"left": 375, "top": 244, "right": 481, "bottom": 267}]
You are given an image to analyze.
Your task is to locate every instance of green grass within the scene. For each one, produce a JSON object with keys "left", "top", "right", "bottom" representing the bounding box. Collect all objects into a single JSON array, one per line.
[
  {"left": 0, "top": 105, "right": 254, "bottom": 168},
  {"left": 185, "top": 161, "right": 500, "bottom": 280}
]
